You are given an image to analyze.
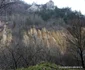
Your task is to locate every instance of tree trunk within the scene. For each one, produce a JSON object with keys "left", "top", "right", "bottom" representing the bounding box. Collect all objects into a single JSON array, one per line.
[
  {"left": 11, "top": 52, "right": 17, "bottom": 70},
  {"left": 80, "top": 50, "right": 85, "bottom": 69}
]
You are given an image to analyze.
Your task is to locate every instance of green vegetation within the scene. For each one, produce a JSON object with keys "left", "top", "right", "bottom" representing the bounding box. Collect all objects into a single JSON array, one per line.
[
  {"left": 17, "top": 62, "right": 82, "bottom": 70},
  {"left": 17, "top": 62, "right": 58, "bottom": 70}
]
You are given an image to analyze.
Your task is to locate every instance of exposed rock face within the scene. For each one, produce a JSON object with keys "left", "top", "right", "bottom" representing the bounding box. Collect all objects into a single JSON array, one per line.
[
  {"left": 27, "top": 0, "right": 55, "bottom": 12},
  {"left": 23, "top": 27, "right": 67, "bottom": 53},
  {"left": 0, "top": 21, "right": 66, "bottom": 53},
  {"left": 0, "top": 21, "right": 12, "bottom": 46},
  {"left": 28, "top": 2, "right": 40, "bottom": 12},
  {"left": 46, "top": 0, "right": 55, "bottom": 10}
]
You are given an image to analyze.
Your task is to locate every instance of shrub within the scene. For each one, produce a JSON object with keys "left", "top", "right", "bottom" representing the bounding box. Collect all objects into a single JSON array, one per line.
[{"left": 17, "top": 62, "right": 59, "bottom": 70}]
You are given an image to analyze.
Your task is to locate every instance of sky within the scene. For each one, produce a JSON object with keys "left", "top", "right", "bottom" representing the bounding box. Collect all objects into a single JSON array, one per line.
[{"left": 24, "top": 0, "right": 85, "bottom": 15}]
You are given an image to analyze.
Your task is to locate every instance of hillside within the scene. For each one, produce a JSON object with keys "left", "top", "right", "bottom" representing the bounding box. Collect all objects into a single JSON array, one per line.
[{"left": 0, "top": 0, "right": 85, "bottom": 70}]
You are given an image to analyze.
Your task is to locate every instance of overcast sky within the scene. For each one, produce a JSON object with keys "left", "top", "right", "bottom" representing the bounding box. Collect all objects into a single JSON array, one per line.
[{"left": 24, "top": 0, "right": 85, "bottom": 15}]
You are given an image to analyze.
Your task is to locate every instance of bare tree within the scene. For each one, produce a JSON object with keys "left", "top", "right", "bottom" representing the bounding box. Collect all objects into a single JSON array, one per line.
[{"left": 66, "top": 17, "right": 85, "bottom": 68}]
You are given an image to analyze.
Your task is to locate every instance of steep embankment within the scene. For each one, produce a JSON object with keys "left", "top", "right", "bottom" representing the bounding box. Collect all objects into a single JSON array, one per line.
[
  {"left": 0, "top": 22, "right": 67, "bottom": 54},
  {"left": 23, "top": 27, "right": 67, "bottom": 53}
]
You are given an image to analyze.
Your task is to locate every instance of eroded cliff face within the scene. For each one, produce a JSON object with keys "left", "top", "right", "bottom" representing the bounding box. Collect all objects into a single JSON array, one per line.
[
  {"left": 0, "top": 22, "right": 67, "bottom": 54},
  {"left": 23, "top": 27, "right": 67, "bottom": 54},
  {"left": 0, "top": 22, "right": 12, "bottom": 46}
]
